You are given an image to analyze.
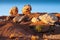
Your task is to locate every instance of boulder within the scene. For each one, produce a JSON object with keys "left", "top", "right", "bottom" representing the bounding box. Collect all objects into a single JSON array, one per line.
[
  {"left": 9, "top": 6, "right": 19, "bottom": 16},
  {"left": 31, "top": 17, "right": 40, "bottom": 23},
  {"left": 39, "top": 14, "right": 58, "bottom": 25},
  {"left": 13, "top": 16, "right": 24, "bottom": 23},
  {"left": 22, "top": 4, "right": 32, "bottom": 15},
  {"left": 13, "top": 15, "right": 29, "bottom": 23}
]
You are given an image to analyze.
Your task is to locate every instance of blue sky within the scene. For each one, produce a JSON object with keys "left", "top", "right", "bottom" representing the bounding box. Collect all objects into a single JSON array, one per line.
[{"left": 0, "top": 0, "right": 60, "bottom": 16}]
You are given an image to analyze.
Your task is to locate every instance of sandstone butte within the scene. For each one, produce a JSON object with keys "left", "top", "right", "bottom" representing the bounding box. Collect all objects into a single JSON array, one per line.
[{"left": 0, "top": 13, "right": 60, "bottom": 40}]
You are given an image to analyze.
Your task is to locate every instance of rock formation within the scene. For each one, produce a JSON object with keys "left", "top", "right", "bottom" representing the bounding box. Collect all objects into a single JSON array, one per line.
[
  {"left": 9, "top": 6, "right": 19, "bottom": 16},
  {"left": 0, "top": 13, "right": 60, "bottom": 40},
  {"left": 22, "top": 4, "right": 32, "bottom": 15}
]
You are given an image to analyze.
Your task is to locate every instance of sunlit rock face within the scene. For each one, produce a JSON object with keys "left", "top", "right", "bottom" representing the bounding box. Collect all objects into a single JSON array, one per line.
[
  {"left": 9, "top": 6, "right": 19, "bottom": 16},
  {"left": 13, "top": 16, "right": 25, "bottom": 23},
  {"left": 22, "top": 4, "right": 32, "bottom": 15},
  {"left": 39, "top": 14, "right": 58, "bottom": 25},
  {"left": 31, "top": 17, "right": 40, "bottom": 23}
]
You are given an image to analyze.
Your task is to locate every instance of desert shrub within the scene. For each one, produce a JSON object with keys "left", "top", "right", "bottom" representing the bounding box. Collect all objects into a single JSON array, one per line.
[{"left": 35, "top": 25, "right": 44, "bottom": 32}]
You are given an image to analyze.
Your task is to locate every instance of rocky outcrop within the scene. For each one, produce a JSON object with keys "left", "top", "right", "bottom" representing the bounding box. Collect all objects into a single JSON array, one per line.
[
  {"left": 0, "top": 13, "right": 60, "bottom": 40},
  {"left": 9, "top": 6, "right": 19, "bottom": 16},
  {"left": 22, "top": 4, "right": 32, "bottom": 15}
]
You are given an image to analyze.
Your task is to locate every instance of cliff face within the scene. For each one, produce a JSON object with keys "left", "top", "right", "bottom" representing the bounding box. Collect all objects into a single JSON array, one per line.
[{"left": 0, "top": 13, "right": 60, "bottom": 40}]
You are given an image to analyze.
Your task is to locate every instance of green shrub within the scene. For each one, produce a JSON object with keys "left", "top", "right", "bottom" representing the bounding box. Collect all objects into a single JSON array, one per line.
[{"left": 35, "top": 25, "right": 44, "bottom": 32}]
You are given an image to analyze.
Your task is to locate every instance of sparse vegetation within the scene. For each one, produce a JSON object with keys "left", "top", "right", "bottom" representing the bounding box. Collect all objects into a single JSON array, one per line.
[{"left": 35, "top": 25, "right": 44, "bottom": 32}]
